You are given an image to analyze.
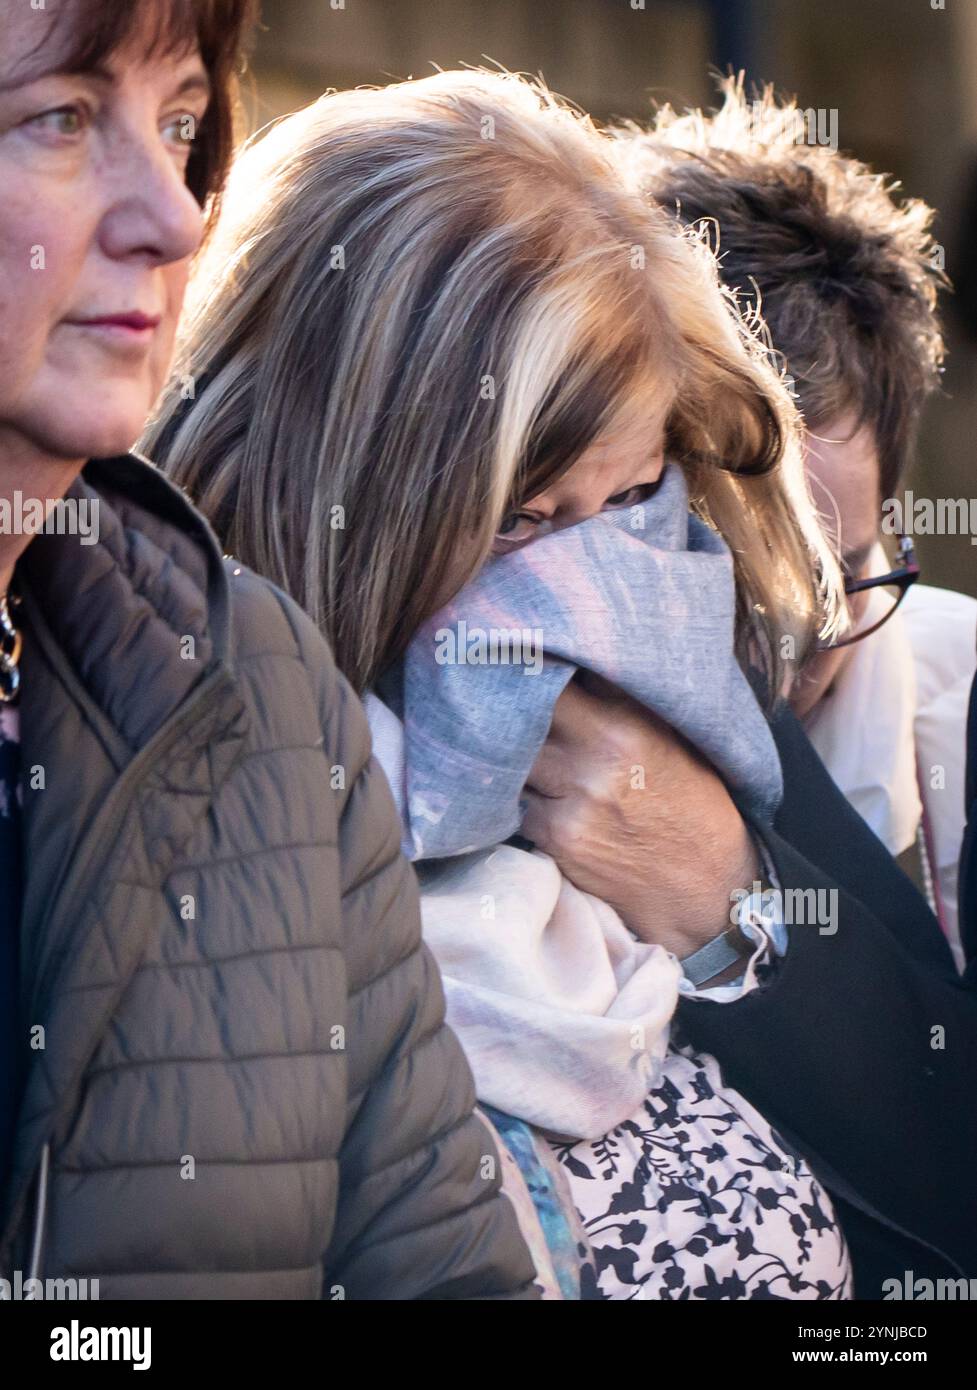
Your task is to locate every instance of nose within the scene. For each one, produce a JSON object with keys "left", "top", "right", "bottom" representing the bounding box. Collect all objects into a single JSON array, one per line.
[{"left": 97, "top": 129, "right": 204, "bottom": 268}]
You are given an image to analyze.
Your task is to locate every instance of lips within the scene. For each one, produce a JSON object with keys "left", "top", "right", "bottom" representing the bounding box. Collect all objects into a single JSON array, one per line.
[{"left": 69, "top": 311, "right": 162, "bottom": 331}]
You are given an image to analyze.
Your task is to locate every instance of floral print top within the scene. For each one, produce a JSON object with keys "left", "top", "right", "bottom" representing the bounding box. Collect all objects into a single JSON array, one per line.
[{"left": 550, "top": 1041, "right": 853, "bottom": 1300}]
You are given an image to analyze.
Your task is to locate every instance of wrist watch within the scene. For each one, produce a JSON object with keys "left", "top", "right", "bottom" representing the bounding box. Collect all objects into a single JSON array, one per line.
[{"left": 679, "top": 883, "right": 781, "bottom": 988}]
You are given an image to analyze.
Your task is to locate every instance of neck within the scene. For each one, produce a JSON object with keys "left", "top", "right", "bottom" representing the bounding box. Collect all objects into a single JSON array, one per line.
[{"left": 0, "top": 429, "right": 86, "bottom": 595}]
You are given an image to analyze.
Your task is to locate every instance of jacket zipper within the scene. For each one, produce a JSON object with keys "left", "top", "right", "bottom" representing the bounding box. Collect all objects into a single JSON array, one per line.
[
  {"left": 1, "top": 665, "right": 237, "bottom": 1273},
  {"left": 26, "top": 1143, "right": 50, "bottom": 1284}
]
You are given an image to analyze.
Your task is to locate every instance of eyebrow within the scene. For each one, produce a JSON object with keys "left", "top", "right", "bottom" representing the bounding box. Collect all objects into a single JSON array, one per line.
[
  {"left": 0, "top": 60, "right": 211, "bottom": 103},
  {"left": 0, "top": 54, "right": 105, "bottom": 94},
  {"left": 171, "top": 73, "right": 212, "bottom": 102}
]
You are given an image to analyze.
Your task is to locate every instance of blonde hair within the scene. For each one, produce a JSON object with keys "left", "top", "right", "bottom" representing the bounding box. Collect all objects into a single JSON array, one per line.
[{"left": 144, "top": 68, "right": 844, "bottom": 696}]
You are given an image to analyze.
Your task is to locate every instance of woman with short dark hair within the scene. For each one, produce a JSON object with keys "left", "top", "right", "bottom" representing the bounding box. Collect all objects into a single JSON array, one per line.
[{"left": 0, "top": 0, "right": 536, "bottom": 1300}]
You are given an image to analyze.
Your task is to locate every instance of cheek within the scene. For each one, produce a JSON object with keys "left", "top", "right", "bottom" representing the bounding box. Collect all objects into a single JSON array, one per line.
[
  {"left": 0, "top": 194, "right": 81, "bottom": 398},
  {"left": 849, "top": 589, "right": 872, "bottom": 627},
  {"left": 149, "top": 261, "right": 191, "bottom": 392},
  {"left": 0, "top": 148, "right": 110, "bottom": 450},
  {"left": 163, "top": 259, "right": 191, "bottom": 323}
]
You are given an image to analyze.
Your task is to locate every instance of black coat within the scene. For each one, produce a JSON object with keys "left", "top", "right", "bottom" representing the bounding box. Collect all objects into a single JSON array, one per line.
[
  {"left": 960, "top": 671, "right": 977, "bottom": 969},
  {"left": 677, "top": 704, "right": 977, "bottom": 1299}
]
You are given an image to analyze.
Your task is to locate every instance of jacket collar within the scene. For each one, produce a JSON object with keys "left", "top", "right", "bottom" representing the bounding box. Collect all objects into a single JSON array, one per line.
[{"left": 19, "top": 452, "right": 233, "bottom": 756}]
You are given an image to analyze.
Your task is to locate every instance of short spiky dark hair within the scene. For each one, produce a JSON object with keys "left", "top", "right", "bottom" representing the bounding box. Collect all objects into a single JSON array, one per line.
[
  {"left": 48, "top": 0, "right": 258, "bottom": 216},
  {"left": 613, "top": 75, "right": 947, "bottom": 498}
]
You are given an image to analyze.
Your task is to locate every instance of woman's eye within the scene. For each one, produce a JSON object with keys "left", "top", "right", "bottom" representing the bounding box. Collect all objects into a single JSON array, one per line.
[
  {"left": 603, "top": 476, "right": 665, "bottom": 510},
  {"left": 603, "top": 485, "right": 645, "bottom": 509},
  {"left": 495, "top": 512, "right": 540, "bottom": 545},
  {"left": 162, "top": 112, "right": 199, "bottom": 152},
  {"left": 28, "top": 105, "right": 87, "bottom": 137}
]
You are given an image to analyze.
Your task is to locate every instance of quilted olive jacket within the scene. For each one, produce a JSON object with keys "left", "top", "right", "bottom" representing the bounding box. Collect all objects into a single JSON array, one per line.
[{"left": 0, "top": 454, "right": 538, "bottom": 1300}]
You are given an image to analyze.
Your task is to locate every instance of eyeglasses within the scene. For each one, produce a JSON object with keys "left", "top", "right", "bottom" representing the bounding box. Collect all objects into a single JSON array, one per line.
[{"left": 817, "top": 534, "right": 920, "bottom": 652}]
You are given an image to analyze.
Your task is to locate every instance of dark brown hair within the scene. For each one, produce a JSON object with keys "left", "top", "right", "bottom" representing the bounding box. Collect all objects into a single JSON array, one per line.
[
  {"left": 50, "top": 0, "right": 258, "bottom": 215},
  {"left": 615, "top": 76, "right": 948, "bottom": 499}
]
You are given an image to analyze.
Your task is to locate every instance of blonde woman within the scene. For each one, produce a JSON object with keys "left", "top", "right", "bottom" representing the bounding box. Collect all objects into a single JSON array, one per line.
[{"left": 145, "top": 70, "right": 977, "bottom": 1298}]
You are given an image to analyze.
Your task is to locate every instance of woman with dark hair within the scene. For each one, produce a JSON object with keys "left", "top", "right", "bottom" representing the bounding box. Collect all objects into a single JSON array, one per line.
[{"left": 0, "top": 0, "right": 536, "bottom": 1300}]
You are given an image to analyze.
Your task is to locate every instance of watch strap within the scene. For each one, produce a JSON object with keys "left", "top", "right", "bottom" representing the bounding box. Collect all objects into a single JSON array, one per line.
[{"left": 679, "top": 920, "right": 754, "bottom": 988}]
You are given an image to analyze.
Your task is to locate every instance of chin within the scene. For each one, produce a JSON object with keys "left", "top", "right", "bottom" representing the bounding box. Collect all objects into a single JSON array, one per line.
[
  {"left": 26, "top": 395, "right": 155, "bottom": 466},
  {"left": 63, "top": 422, "right": 145, "bottom": 464},
  {"left": 81, "top": 423, "right": 147, "bottom": 461}
]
